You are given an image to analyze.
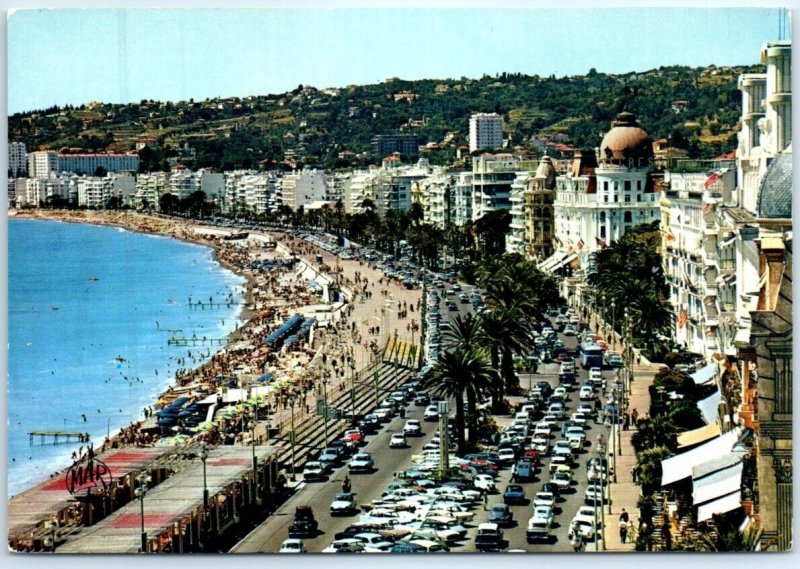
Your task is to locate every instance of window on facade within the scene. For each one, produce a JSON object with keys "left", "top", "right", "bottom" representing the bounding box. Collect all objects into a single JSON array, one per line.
[
  {"left": 624, "top": 180, "right": 631, "bottom": 192},
  {"left": 637, "top": 180, "right": 642, "bottom": 191},
  {"left": 614, "top": 193, "right": 618, "bottom": 202},
  {"left": 624, "top": 211, "right": 632, "bottom": 223},
  {"left": 625, "top": 194, "right": 631, "bottom": 203},
  {"left": 600, "top": 226, "right": 606, "bottom": 239},
  {"left": 603, "top": 181, "right": 609, "bottom": 192},
  {"left": 600, "top": 211, "right": 606, "bottom": 223}
]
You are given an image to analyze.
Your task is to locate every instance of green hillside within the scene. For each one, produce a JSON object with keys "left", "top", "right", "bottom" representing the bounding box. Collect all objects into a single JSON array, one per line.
[{"left": 9, "top": 63, "right": 763, "bottom": 172}]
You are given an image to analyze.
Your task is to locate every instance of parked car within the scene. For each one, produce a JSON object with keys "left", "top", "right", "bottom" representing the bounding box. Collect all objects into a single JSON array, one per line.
[
  {"left": 302, "top": 461, "right": 326, "bottom": 482},
  {"left": 288, "top": 506, "right": 318, "bottom": 537},
  {"left": 423, "top": 405, "right": 439, "bottom": 421},
  {"left": 474, "top": 523, "right": 505, "bottom": 552}
]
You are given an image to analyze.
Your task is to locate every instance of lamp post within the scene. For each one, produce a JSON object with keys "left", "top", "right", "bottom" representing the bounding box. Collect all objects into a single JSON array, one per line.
[
  {"left": 134, "top": 470, "right": 151, "bottom": 553},
  {"left": 610, "top": 300, "right": 616, "bottom": 351},
  {"left": 600, "top": 293, "right": 606, "bottom": 335},
  {"left": 321, "top": 374, "right": 329, "bottom": 444},
  {"left": 289, "top": 394, "right": 297, "bottom": 481},
  {"left": 200, "top": 443, "right": 209, "bottom": 518},
  {"left": 349, "top": 358, "right": 357, "bottom": 426},
  {"left": 249, "top": 418, "right": 261, "bottom": 506}
]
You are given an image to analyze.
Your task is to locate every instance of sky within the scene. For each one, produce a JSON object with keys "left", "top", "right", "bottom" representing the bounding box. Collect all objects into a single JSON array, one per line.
[{"left": 4, "top": 4, "right": 792, "bottom": 115}]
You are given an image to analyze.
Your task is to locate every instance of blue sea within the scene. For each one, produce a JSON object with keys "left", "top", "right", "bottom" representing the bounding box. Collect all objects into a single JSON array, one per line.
[{"left": 7, "top": 218, "right": 245, "bottom": 497}]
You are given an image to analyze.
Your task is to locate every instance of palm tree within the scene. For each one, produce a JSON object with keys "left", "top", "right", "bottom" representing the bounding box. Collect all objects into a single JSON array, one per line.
[
  {"left": 635, "top": 445, "right": 673, "bottom": 494},
  {"left": 679, "top": 519, "right": 764, "bottom": 552},
  {"left": 443, "top": 313, "right": 484, "bottom": 352},
  {"left": 420, "top": 347, "right": 497, "bottom": 454},
  {"left": 632, "top": 414, "right": 679, "bottom": 453}
]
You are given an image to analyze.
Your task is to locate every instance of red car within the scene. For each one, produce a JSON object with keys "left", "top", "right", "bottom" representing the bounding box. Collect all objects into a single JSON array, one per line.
[
  {"left": 342, "top": 429, "right": 364, "bottom": 445},
  {"left": 523, "top": 449, "right": 540, "bottom": 466}
]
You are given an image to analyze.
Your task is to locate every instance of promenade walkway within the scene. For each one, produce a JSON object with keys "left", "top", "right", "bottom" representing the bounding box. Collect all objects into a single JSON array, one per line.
[{"left": 602, "top": 360, "right": 657, "bottom": 552}]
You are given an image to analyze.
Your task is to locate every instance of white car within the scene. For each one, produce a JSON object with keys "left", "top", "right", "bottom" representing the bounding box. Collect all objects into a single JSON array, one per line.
[
  {"left": 579, "top": 386, "right": 595, "bottom": 400},
  {"left": 533, "top": 424, "right": 551, "bottom": 439},
  {"left": 541, "top": 415, "right": 559, "bottom": 429},
  {"left": 550, "top": 469, "right": 572, "bottom": 489},
  {"left": 571, "top": 412, "right": 588, "bottom": 426},
  {"left": 390, "top": 433, "right": 407, "bottom": 448},
  {"left": 473, "top": 474, "right": 496, "bottom": 492},
  {"left": 321, "top": 538, "right": 366, "bottom": 553},
  {"left": 497, "top": 448, "right": 517, "bottom": 464},
  {"left": 553, "top": 386, "right": 568, "bottom": 399},
  {"left": 577, "top": 402, "right": 595, "bottom": 416},
  {"left": 302, "top": 461, "right": 326, "bottom": 481},
  {"left": 589, "top": 367, "right": 603, "bottom": 385},
  {"left": 330, "top": 492, "right": 358, "bottom": 516},
  {"left": 533, "top": 491, "right": 555, "bottom": 509},
  {"left": 584, "top": 485, "right": 604, "bottom": 504},
  {"left": 348, "top": 453, "right": 374, "bottom": 474},
  {"left": 568, "top": 517, "right": 596, "bottom": 541},
  {"left": 279, "top": 538, "right": 306, "bottom": 553},
  {"left": 423, "top": 405, "right": 439, "bottom": 421},
  {"left": 531, "top": 436, "right": 550, "bottom": 455},
  {"left": 353, "top": 532, "right": 394, "bottom": 552},
  {"left": 403, "top": 419, "right": 422, "bottom": 436}
]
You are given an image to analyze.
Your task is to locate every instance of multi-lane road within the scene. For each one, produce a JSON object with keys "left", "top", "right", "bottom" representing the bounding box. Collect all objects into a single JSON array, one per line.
[{"left": 232, "top": 280, "right": 614, "bottom": 553}]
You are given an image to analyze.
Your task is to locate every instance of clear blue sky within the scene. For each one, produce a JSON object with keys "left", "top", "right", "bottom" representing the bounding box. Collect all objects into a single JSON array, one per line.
[{"left": 7, "top": 6, "right": 788, "bottom": 115}]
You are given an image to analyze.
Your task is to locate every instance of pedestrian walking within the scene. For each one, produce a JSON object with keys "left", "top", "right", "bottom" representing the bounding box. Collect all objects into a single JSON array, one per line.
[
  {"left": 619, "top": 519, "right": 629, "bottom": 543},
  {"left": 623, "top": 412, "right": 630, "bottom": 431},
  {"left": 620, "top": 508, "right": 629, "bottom": 523},
  {"left": 631, "top": 408, "right": 639, "bottom": 425}
]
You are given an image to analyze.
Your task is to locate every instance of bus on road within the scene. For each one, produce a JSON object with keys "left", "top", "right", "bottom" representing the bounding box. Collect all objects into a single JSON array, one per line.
[{"left": 579, "top": 342, "right": 604, "bottom": 369}]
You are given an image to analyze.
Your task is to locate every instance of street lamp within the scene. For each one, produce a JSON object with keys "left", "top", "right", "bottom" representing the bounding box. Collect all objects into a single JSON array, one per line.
[
  {"left": 199, "top": 443, "right": 210, "bottom": 529},
  {"left": 248, "top": 418, "right": 261, "bottom": 506},
  {"left": 610, "top": 300, "right": 616, "bottom": 350},
  {"left": 289, "top": 394, "right": 297, "bottom": 481},
  {"left": 349, "top": 358, "right": 357, "bottom": 427},
  {"left": 321, "top": 374, "right": 330, "bottom": 444},
  {"left": 134, "top": 470, "right": 152, "bottom": 553}
]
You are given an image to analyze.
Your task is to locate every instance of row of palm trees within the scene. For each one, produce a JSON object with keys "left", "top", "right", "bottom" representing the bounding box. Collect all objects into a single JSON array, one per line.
[
  {"left": 420, "top": 255, "right": 561, "bottom": 455},
  {"left": 586, "top": 221, "right": 674, "bottom": 358}
]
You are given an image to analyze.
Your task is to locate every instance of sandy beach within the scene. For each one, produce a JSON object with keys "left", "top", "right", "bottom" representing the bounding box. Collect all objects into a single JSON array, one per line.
[{"left": 9, "top": 209, "right": 423, "bottom": 493}]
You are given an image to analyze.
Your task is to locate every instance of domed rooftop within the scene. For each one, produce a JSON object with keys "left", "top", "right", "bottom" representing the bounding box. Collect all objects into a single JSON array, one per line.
[
  {"left": 757, "top": 144, "right": 792, "bottom": 219},
  {"left": 535, "top": 156, "right": 556, "bottom": 189},
  {"left": 599, "top": 112, "right": 654, "bottom": 168}
]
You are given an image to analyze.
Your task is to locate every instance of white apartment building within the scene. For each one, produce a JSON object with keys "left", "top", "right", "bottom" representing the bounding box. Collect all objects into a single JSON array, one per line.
[
  {"left": 279, "top": 169, "right": 327, "bottom": 211},
  {"left": 327, "top": 172, "right": 351, "bottom": 206},
  {"left": 660, "top": 164, "right": 736, "bottom": 356},
  {"left": 419, "top": 172, "right": 456, "bottom": 228},
  {"left": 26, "top": 177, "right": 70, "bottom": 205},
  {"left": 469, "top": 112, "right": 504, "bottom": 152},
  {"left": 373, "top": 160, "right": 432, "bottom": 215},
  {"left": 506, "top": 171, "right": 534, "bottom": 255},
  {"left": 452, "top": 172, "right": 474, "bottom": 226},
  {"left": 223, "top": 170, "right": 278, "bottom": 215},
  {"left": 471, "top": 153, "right": 536, "bottom": 221},
  {"left": 28, "top": 151, "right": 59, "bottom": 179},
  {"left": 134, "top": 172, "right": 169, "bottom": 208},
  {"left": 8, "top": 141, "right": 27, "bottom": 177},
  {"left": 169, "top": 168, "right": 199, "bottom": 199},
  {"left": 58, "top": 153, "right": 139, "bottom": 174},
  {"left": 76, "top": 177, "right": 112, "bottom": 208},
  {"left": 345, "top": 170, "right": 378, "bottom": 214}
]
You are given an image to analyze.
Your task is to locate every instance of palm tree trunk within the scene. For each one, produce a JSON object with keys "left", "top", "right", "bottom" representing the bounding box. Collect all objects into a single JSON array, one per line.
[
  {"left": 490, "top": 346, "right": 504, "bottom": 414},
  {"left": 454, "top": 390, "right": 466, "bottom": 456},
  {"left": 502, "top": 346, "right": 518, "bottom": 394},
  {"left": 466, "top": 389, "right": 478, "bottom": 447}
]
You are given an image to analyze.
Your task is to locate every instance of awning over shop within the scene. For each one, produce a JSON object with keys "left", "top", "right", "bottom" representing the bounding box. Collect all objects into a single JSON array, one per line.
[
  {"left": 661, "top": 429, "right": 741, "bottom": 486},
  {"left": 693, "top": 461, "right": 743, "bottom": 504},
  {"left": 677, "top": 422, "right": 721, "bottom": 449},
  {"left": 691, "top": 362, "right": 719, "bottom": 385},
  {"left": 697, "top": 390, "right": 722, "bottom": 424},
  {"left": 692, "top": 452, "right": 743, "bottom": 480},
  {"left": 540, "top": 251, "right": 578, "bottom": 274},
  {"left": 538, "top": 250, "right": 566, "bottom": 272},
  {"left": 697, "top": 490, "right": 742, "bottom": 522}
]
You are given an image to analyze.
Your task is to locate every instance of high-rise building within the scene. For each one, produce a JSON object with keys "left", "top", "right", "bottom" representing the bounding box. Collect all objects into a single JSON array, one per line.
[
  {"left": 469, "top": 112, "right": 504, "bottom": 152},
  {"left": 27, "top": 151, "right": 59, "bottom": 179},
  {"left": 8, "top": 141, "right": 27, "bottom": 177},
  {"left": 371, "top": 134, "right": 419, "bottom": 157}
]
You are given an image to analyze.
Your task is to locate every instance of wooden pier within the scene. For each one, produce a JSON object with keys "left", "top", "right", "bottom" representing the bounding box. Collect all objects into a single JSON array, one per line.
[
  {"left": 29, "top": 431, "right": 89, "bottom": 445},
  {"left": 167, "top": 336, "right": 228, "bottom": 347}
]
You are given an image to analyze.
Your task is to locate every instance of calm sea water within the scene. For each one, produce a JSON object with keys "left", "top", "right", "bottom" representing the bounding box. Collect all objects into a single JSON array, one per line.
[{"left": 7, "top": 218, "right": 245, "bottom": 497}]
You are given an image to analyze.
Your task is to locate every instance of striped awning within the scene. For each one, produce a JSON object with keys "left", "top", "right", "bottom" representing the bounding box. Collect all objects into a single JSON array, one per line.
[
  {"left": 697, "top": 490, "right": 742, "bottom": 522},
  {"left": 693, "top": 461, "right": 743, "bottom": 504},
  {"left": 697, "top": 390, "right": 722, "bottom": 424}
]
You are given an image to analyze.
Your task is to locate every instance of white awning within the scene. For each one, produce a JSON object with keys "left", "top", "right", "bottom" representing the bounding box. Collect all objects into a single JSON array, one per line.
[
  {"left": 691, "top": 362, "right": 719, "bottom": 385},
  {"left": 541, "top": 251, "right": 578, "bottom": 274},
  {"left": 693, "top": 461, "right": 743, "bottom": 504},
  {"left": 661, "top": 429, "right": 741, "bottom": 486},
  {"left": 697, "top": 490, "right": 742, "bottom": 522},
  {"left": 692, "top": 452, "right": 744, "bottom": 480},
  {"left": 677, "top": 422, "right": 721, "bottom": 449},
  {"left": 538, "top": 250, "right": 566, "bottom": 272},
  {"left": 697, "top": 390, "right": 722, "bottom": 424}
]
